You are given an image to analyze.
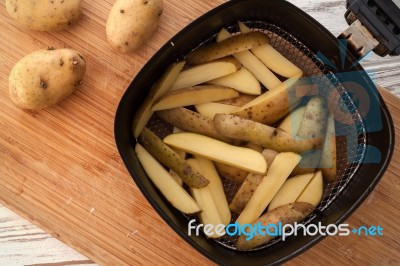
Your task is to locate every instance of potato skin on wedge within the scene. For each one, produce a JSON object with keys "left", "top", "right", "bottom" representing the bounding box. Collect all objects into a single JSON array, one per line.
[
  {"left": 231, "top": 74, "right": 302, "bottom": 125},
  {"left": 229, "top": 173, "right": 263, "bottom": 214},
  {"left": 215, "top": 162, "right": 248, "bottom": 183},
  {"left": 139, "top": 127, "right": 209, "bottom": 188},
  {"left": 214, "top": 114, "right": 321, "bottom": 153},
  {"left": 235, "top": 202, "right": 315, "bottom": 250},
  {"left": 157, "top": 107, "right": 233, "bottom": 143}
]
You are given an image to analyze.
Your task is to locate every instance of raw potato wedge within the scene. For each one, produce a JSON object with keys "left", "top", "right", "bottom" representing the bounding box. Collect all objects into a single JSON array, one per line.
[
  {"left": 278, "top": 106, "right": 306, "bottom": 137},
  {"left": 156, "top": 107, "right": 233, "bottom": 143},
  {"left": 135, "top": 144, "right": 200, "bottom": 214},
  {"left": 195, "top": 102, "right": 238, "bottom": 119},
  {"left": 231, "top": 73, "right": 303, "bottom": 125},
  {"left": 139, "top": 127, "right": 209, "bottom": 188},
  {"left": 268, "top": 173, "right": 314, "bottom": 211},
  {"left": 238, "top": 22, "right": 303, "bottom": 78},
  {"left": 170, "top": 57, "right": 241, "bottom": 91},
  {"left": 297, "top": 171, "right": 324, "bottom": 207},
  {"left": 214, "top": 162, "right": 248, "bottom": 183},
  {"left": 196, "top": 156, "right": 231, "bottom": 225},
  {"left": 169, "top": 126, "right": 186, "bottom": 186},
  {"left": 152, "top": 85, "right": 239, "bottom": 111},
  {"left": 291, "top": 150, "right": 320, "bottom": 176},
  {"left": 236, "top": 152, "right": 301, "bottom": 225},
  {"left": 132, "top": 61, "right": 185, "bottom": 138},
  {"left": 294, "top": 97, "right": 329, "bottom": 174},
  {"left": 171, "top": 126, "right": 187, "bottom": 158},
  {"left": 186, "top": 32, "right": 269, "bottom": 65},
  {"left": 229, "top": 173, "right": 263, "bottom": 214},
  {"left": 207, "top": 67, "right": 261, "bottom": 95},
  {"left": 297, "top": 97, "right": 328, "bottom": 139},
  {"left": 214, "top": 114, "right": 322, "bottom": 153},
  {"left": 217, "top": 28, "right": 282, "bottom": 90},
  {"left": 216, "top": 94, "right": 256, "bottom": 107},
  {"left": 319, "top": 114, "right": 337, "bottom": 182},
  {"left": 164, "top": 132, "right": 267, "bottom": 175},
  {"left": 246, "top": 143, "right": 264, "bottom": 153},
  {"left": 187, "top": 159, "right": 225, "bottom": 239},
  {"left": 169, "top": 170, "right": 183, "bottom": 186},
  {"left": 236, "top": 202, "right": 315, "bottom": 250},
  {"left": 261, "top": 149, "right": 278, "bottom": 167}
]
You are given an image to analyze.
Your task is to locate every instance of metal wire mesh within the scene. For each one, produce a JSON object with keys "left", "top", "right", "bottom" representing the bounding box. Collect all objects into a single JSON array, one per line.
[{"left": 146, "top": 20, "right": 367, "bottom": 251}]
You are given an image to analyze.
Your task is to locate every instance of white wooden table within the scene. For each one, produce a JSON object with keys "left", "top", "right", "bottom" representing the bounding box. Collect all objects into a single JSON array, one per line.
[{"left": 1, "top": 0, "right": 399, "bottom": 265}]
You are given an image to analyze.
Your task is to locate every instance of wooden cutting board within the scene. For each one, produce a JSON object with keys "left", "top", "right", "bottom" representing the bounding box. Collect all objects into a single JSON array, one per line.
[{"left": 0, "top": 1, "right": 399, "bottom": 265}]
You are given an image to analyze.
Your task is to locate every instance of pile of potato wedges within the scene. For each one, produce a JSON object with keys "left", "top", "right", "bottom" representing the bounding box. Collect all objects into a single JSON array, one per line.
[{"left": 133, "top": 22, "right": 338, "bottom": 250}]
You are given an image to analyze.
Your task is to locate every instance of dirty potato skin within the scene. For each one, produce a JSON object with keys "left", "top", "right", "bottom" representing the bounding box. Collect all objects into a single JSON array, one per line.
[
  {"left": 236, "top": 202, "right": 315, "bottom": 250},
  {"left": 9, "top": 48, "right": 86, "bottom": 109},
  {"left": 106, "top": 0, "right": 163, "bottom": 53},
  {"left": 6, "top": 0, "right": 82, "bottom": 31}
]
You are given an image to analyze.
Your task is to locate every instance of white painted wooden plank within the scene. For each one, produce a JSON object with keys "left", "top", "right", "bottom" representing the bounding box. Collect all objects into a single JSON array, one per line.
[{"left": 0, "top": 205, "right": 96, "bottom": 266}]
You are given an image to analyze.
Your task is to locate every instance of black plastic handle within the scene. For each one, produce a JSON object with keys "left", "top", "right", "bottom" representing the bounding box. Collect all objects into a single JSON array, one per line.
[{"left": 345, "top": 0, "right": 400, "bottom": 56}]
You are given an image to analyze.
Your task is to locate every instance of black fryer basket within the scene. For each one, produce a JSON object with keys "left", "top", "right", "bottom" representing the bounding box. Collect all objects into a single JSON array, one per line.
[{"left": 114, "top": 0, "right": 395, "bottom": 265}]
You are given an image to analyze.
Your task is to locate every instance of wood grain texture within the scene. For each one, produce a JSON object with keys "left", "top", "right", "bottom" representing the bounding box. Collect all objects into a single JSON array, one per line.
[{"left": 0, "top": 0, "right": 399, "bottom": 265}]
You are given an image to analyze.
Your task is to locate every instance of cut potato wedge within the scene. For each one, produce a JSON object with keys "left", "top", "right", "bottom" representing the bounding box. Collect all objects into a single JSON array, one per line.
[
  {"left": 214, "top": 114, "right": 322, "bottom": 153},
  {"left": 214, "top": 162, "right": 248, "bottom": 183},
  {"left": 268, "top": 173, "right": 314, "bottom": 211},
  {"left": 296, "top": 171, "right": 324, "bottom": 207},
  {"left": 261, "top": 149, "right": 278, "bottom": 167},
  {"left": 297, "top": 97, "right": 328, "bottom": 139},
  {"left": 169, "top": 170, "right": 183, "bottom": 186},
  {"left": 216, "top": 93, "right": 256, "bottom": 107},
  {"left": 207, "top": 67, "right": 261, "bottom": 95},
  {"left": 135, "top": 144, "right": 200, "bottom": 214},
  {"left": 187, "top": 159, "right": 225, "bottom": 238},
  {"left": 291, "top": 150, "right": 320, "bottom": 176},
  {"left": 186, "top": 31, "right": 269, "bottom": 65},
  {"left": 164, "top": 132, "right": 267, "bottom": 175},
  {"left": 171, "top": 127, "right": 187, "bottom": 159},
  {"left": 238, "top": 22, "right": 303, "bottom": 78},
  {"left": 232, "top": 73, "right": 303, "bottom": 125},
  {"left": 236, "top": 152, "right": 301, "bottom": 225},
  {"left": 196, "top": 156, "right": 231, "bottom": 225},
  {"left": 294, "top": 97, "right": 328, "bottom": 175},
  {"left": 169, "top": 128, "right": 186, "bottom": 186},
  {"left": 195, "top": 102, "right": 238, "bottom": 119},
  {"left": 139, "top": 128, "right": 209, "bottom": 188},
  {"left": 151, "top": 85, "right": 239, "bottom": 111},
  {"left": 235, "top": 202, "right": 314, "bottom": 250},
  {"left": 278, "top": 106, "right": 306, "bottom": 137},
  {"left": 170, "top": 57, "right": 241, "bottom": 91},
  {"left": 246, "top": 143, "right": 264, "bottom": 153},
  {"left": 132, "top": 61, "right": 185, "bottom": 138},
  {"left": 217, "top": 28, "right": 282, "bottom": 91},
  {"left": 319, "top": 114, "right": 337, "bottom": 182},
  {"left": 157, "top": 107, "right": 233, "bottom": 143},
  {"left": 229, "top": 173, "right": 263, "bottom": 214}
]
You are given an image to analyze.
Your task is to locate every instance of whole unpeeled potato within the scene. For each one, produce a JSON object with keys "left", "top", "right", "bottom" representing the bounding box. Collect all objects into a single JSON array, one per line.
[
  {"left": 5, "top": 0, "right": 82, "bottom": 31},
  {"left": 106, "top": 0, "right": 163, "bottom": 53},
  {"left": 9, "top": 48, "right": 86, "bottom": 109}
]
